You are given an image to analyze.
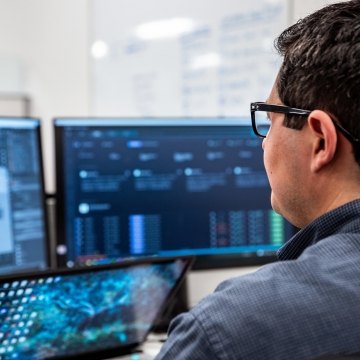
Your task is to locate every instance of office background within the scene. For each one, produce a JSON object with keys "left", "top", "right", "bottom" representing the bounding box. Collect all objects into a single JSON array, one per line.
[{"left": 0, "top": 0, "right": 344, "bottom": 306}]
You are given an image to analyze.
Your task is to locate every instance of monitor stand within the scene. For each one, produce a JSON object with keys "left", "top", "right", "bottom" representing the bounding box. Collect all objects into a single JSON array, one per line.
[{"left": 151, "top": 276, "right": 189, "bottom": 333}]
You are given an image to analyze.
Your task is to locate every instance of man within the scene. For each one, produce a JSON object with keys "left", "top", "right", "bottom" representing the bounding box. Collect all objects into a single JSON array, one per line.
[{"left": 155, "top": 1, "right": 360, "bottom": 359}]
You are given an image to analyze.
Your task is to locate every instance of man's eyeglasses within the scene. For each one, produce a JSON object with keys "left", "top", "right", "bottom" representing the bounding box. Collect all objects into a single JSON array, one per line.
[{"left": 250, "top": 101, "right": 360, "bottom": 144}]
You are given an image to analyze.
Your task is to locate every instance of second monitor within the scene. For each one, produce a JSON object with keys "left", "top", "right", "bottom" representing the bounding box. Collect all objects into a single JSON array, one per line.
[
  {"left": 54, "top": 118, "right": 294, "bottom": 269},
  {"left": 0, "top": 117, "right": 48, "bottom": 275}
]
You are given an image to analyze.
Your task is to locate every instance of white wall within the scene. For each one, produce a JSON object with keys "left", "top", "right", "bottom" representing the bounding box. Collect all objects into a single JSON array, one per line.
[
  {"left": 0, "top": 0, "right": 345, "bottom": 305},
  {"left": 292, "top": 0, "right": 346, "bottom": 21},
  {"left": 0, "top": 0, "right": 89, "bottom": 193}
]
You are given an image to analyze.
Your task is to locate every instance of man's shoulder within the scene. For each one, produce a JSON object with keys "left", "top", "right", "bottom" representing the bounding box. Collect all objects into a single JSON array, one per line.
[
  {"left": 187, "top": 241, "right": 360, "bottom": 359},
  {"left": 160, "top": 232, "right": 360, "bottom": 359},
  {"left": 192, "top": 235, "right": 360, "bottom": 339}
]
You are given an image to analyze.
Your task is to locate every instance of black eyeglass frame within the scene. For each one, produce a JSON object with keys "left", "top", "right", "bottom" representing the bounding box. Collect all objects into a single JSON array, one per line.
[{"left": 250, "top": 101, "right": 360, "bottom": 143}]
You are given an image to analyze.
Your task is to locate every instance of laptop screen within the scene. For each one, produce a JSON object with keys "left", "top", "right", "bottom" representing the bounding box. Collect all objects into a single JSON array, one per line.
[
  {"left": 0, "top": 256, "right": 192, "bottom": 360},
  {"left": 0, "top": 117, "right": 48, "bottom": 274}
]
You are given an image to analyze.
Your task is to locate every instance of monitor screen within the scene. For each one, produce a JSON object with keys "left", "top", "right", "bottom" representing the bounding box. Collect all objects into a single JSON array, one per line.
[
  {"left": 0, "top": 118, "right": 48, "bottom": 275},
  {"left": 54, "top": 118, "right": 294, "bottom": 269}
]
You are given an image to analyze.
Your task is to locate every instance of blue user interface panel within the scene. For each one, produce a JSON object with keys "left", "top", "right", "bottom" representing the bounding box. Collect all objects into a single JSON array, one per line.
[
  {"left": 54, "top": 118, "right": 293, "bottom": 268},
  {"left": 0, "top": 257, "right": 190, "bottom": 360},
  {"left": 0, "top": 118, "right": 48, "bottom": 275}
]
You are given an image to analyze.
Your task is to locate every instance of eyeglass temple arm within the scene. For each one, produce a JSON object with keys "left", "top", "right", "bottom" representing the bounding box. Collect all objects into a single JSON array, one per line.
[{"left": 251, "top": 102, "right": 311, "bottom": 116}]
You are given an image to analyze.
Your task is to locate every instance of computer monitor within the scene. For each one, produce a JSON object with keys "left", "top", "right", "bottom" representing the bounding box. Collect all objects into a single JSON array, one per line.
[
  {"left": 54, "top": 118, "right": 294, "bottom": 270},
  {"left": 0, "top": 117, "right": 48, "bottom": 275}
]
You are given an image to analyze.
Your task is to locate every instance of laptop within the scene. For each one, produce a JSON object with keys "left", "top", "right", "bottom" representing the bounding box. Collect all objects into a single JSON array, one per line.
[{"left": 0, "top": 256, "right": 193, "bottom": 360}]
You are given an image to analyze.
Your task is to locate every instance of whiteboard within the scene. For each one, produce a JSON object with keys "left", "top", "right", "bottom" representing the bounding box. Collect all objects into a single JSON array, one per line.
[{"left": 91, "top": 0, "right": 288, "bottom": 117}]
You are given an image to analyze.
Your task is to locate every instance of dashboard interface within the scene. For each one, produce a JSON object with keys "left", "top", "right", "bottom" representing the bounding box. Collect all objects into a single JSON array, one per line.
[{"left": 55, "top": 118, "right": 293, "bottom": 268}]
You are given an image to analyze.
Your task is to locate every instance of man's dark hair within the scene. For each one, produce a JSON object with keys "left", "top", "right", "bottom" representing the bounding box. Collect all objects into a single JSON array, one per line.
[{"left": 275, "top": 0, "right": 360, "bottom": 164}]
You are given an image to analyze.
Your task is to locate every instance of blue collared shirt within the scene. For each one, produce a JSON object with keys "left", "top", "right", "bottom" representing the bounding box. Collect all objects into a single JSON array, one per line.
[{"left": 155, "top": 200, "right": 360, "bottom": 360}]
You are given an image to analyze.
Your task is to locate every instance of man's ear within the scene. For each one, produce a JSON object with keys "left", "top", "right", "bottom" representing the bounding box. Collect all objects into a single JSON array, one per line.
[{"left": 307, "top": 110, "right": 338, "bottom": 172}]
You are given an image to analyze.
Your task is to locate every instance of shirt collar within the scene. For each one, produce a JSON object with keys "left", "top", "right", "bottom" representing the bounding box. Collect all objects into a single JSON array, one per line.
[{"left": 277, "top": 199, "right": 360, "bottom": 261}]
